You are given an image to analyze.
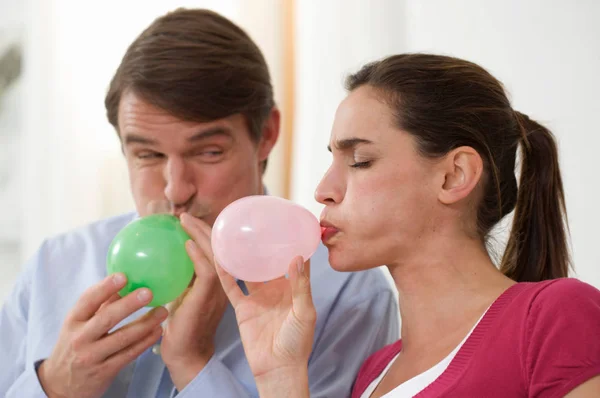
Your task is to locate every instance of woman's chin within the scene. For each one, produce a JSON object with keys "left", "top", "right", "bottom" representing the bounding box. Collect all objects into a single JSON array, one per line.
[{"left": 327, "top": 248, "right": 372, "bottom": 273}]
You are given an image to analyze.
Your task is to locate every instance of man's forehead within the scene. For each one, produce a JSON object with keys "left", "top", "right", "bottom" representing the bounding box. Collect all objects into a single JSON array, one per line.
[
  {"left": 118, "top": 92, "right": 246, "bottom": 141},
  {"left": 122, "top": 126, "right": 235, "bottom": 147}
]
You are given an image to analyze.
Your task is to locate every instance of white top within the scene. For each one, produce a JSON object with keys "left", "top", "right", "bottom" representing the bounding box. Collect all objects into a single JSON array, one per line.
[{"left": 360, "top": 308, "right": 489, "bottom": 398}]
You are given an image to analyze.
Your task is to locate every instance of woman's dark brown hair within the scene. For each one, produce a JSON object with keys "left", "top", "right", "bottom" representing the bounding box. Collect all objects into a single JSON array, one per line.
[
  {"left": 105, "top": 8, "right": 274, "bottom": 168},
  {"left": 347, "top": 53, "right": 570, "bottom": 282}
]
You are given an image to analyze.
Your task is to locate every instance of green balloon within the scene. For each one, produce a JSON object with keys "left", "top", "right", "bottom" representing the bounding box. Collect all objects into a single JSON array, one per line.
[{"left": 106, "top": 214, "right": 195, "bottom": 307}]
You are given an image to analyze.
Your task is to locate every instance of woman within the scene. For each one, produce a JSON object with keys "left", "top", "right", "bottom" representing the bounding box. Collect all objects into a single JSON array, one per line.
[{"left": 215, "top": 54, "right": 600, "bottom": 397}]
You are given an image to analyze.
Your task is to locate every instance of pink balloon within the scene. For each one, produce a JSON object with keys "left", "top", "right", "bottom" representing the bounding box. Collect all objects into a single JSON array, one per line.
[{"left": 211, "top": 195, "right": 321, "bottom": 282}]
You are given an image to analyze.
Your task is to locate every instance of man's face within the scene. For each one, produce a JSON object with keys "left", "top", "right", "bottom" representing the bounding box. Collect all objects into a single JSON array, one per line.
[{"left": 118, "top": 91, "right": 279, "bottom": 225}]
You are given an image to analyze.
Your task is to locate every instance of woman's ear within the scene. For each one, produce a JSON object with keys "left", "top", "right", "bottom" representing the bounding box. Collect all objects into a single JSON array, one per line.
[{"left": 438, "top": 146, "right": 483, "bottom": 205}]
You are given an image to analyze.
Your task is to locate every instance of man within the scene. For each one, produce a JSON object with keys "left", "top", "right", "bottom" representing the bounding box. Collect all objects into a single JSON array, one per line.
[{"left": 0, "top": 8, "right": 399, "bottom": 397}]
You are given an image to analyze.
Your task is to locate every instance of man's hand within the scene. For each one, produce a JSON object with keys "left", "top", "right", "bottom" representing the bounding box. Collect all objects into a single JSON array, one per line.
[
  {"left": 37, "top": 273, "right": 168, "bottom": 398},
  {"left": 160, "top": 213, "right": 229, "bottom": 391}
]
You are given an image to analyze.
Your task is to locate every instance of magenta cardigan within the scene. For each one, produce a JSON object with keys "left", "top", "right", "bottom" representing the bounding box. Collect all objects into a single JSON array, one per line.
[{"left": 351, "top": 278, "right": 600, "bottom": 397}]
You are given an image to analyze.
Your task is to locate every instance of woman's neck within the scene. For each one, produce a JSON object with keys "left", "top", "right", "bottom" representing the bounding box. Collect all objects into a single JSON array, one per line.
[{"left": 388, "top": 235, "right": 515, "bottom": 354}]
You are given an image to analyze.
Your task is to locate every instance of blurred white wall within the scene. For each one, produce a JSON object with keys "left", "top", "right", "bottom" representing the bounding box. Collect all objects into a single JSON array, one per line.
[
  {"left": 292, "top": 0, "right": 600, "bottom": 288},
  {"left": 0, "top": 0, "right": 24, "bottom": 303}
]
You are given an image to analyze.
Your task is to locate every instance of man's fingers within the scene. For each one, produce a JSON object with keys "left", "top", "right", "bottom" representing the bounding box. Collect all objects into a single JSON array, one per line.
[
  {"left": 69, "top": 274, "right": 127, "bottom": 322},
  {"left": 180, "top": 212, "right": 212, "bottom": 236},
  {"left": 185, "top": 240, "right": 216, "bottom": 278},
  {"left": 97, "top": 293, "right": 121, "bottom": 313},
  {"left": 180, "top": 213, "right": 214, "bottom": 262},
  {"left": 104, "top": 326, "right": 163, "bottom": 371},
  {"left": 82, "top": 288, "right": 154, "bottom": 341},
  {"left": 93, "top": 306, "right": 168, "bottom": 360}
]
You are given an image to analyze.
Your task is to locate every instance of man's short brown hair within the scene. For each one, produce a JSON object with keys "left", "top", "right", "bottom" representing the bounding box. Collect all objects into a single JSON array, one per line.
[{"left": 105, "top": 8, "right": 275, "bottom": 144}]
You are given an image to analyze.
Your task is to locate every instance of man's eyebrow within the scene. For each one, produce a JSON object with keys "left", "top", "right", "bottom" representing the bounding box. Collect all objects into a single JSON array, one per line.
[
  {"left": 123, "top": 134, "right": 157, "bottom": 146},
  {"left": 187, "top": 127, "right": 233, "bottom": 142}
]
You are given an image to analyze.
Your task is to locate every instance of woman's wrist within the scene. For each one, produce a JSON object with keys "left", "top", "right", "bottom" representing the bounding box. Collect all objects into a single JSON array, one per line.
[{"left": 255, "top": 366, "right": 310, "bottom": 398}]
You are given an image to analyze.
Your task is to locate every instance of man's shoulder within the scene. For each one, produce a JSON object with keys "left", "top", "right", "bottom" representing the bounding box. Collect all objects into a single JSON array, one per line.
[
  {"left": 42, "top": 212, "right": 137, "bottom": 253},
  {"left": 29, "top": 212, "right": 137, "bottom": 274},
  {"left": 16, "top": 212, "right": 138, "bottom": 311}
]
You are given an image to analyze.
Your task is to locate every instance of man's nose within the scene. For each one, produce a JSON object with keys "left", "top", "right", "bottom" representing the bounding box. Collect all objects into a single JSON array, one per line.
[{"left": 163, "top": 157, "right": 196, "bottom": 211}]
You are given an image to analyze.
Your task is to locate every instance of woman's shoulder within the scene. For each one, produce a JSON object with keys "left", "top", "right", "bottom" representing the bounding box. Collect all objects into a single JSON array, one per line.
[
  {"left": 351, "top": 340, "right": 402, "bottom": 398},
  {"left": 520, "top": 277, "right": 600, "bottom": 342},
  {"left": 496, "top": 278, "right": 600, "bottom": 341},
  {"left": 482, "top": 278, "right": 600, "bottom": 335},
  {"left": 515, "top": 278, "right": 600, "bottom": 396},
  {"left": 521, "top": 277, "right": 600, "bottom": 314},
  {"left": 440, "top": 279, "right": 600, "bottom": 396}
]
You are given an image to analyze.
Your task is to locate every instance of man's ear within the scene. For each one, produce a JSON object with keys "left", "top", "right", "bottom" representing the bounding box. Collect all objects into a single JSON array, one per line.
[
  {"left": 257, "top": 107, "right": 280, "bottom": 162},
  {"left": 438, "top": 146, "right": 483, "bottom": 205}
]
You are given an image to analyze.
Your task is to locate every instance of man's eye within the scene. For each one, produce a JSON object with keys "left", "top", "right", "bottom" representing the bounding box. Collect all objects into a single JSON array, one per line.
[
  {"left": 200, "top": 151, "right": 224, "bottom": 157},
  {"left": 137, "top": 152, "right": 164, "bottom": 159},
  {"left": 194, "top": 150, "right": 225, "bottom": 162}
]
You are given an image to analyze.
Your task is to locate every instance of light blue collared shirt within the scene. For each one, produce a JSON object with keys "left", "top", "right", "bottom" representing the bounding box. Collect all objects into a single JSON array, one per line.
[{"left": 0, "top": 212, "right": 399, "bottom": 397}]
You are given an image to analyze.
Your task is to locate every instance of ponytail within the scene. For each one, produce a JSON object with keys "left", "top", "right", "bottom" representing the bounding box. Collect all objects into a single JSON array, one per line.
[{"left": 500, "top": 111, "right": 571, "bottom": 282}]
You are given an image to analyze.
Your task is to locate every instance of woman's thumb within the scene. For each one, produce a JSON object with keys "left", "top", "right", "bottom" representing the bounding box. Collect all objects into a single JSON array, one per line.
[{"left": 289, "top": 256, "right": 316, "bottom": 324}]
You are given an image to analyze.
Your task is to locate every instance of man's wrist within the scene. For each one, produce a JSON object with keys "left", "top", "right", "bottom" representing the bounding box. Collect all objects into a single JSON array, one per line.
[
  {"left": 37, "top": 360, "right": 65, "bottom": 398},
  {"left": 165, "top": 355, "right": 212, "bottom": 392}
]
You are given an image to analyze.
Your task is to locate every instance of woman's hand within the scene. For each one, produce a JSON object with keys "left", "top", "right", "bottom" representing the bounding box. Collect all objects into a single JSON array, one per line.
[{"left": 216, "top": 256, "right": 316, "bottom": 398}]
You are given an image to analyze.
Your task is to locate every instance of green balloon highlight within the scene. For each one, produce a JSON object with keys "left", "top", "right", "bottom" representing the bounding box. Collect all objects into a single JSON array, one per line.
[{"left": 106, "top": 214, "right": 194, "bottom": 307}]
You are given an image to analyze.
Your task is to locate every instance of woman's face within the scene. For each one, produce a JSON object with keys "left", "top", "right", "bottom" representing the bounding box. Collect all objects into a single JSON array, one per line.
[{"left": 315, "top": 85, "right": 446, "bottom": 271}]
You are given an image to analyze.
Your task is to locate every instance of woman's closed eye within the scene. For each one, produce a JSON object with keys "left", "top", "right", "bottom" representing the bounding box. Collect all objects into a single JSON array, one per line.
[{"left": 350, "top": 160, "right": 372, "bottom": 169}]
